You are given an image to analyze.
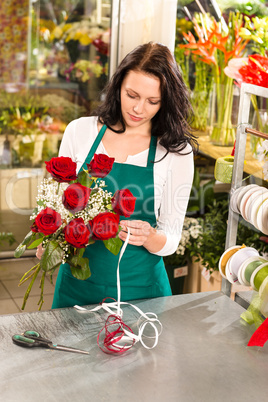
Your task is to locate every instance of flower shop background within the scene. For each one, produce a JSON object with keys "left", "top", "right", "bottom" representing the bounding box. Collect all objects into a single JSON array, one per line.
[
  {"left": 2, "top": 0, "right": 268, "bottom": 300},
  {"left": 164, "top": 0, "right": 268, "bottom": 295},
  {"left": 0, "top": 0, "right": 113, "bottom": 258}
]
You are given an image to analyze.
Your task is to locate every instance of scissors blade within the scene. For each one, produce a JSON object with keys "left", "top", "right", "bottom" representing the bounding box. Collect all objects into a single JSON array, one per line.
[{"left": 49, "top": 343, "right": 89, "bottom": 355}]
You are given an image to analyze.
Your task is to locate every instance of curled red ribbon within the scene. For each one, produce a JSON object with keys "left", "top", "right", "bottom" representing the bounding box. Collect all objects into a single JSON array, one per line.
[{"left": 97, "top": 314, "right": 135, "bottom": 354}]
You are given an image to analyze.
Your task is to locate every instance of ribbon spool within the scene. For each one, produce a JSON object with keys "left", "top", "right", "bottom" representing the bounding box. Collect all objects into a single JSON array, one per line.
[
  {"left": 228, "top": 247, "right": 259, "bottom": 283},
  {"left": 218, "top": 245, "right": 243, "bottom": 278},
  {"left": 238, "top": 256, "right": 268, "bottom": 286},
  {"left": 214, "top": 156, "right": 234, "bottom": 183},
  {"left": 250, "top": 264, "right": 268, "bottom": 291}
]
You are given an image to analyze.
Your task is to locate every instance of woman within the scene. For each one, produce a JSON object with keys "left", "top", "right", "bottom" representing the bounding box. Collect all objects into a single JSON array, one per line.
[{"left": 50, "top": 42, "right": 197, "bottom": 308}]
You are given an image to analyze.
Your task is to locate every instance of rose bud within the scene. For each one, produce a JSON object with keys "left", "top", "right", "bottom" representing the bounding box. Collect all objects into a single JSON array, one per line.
[
  {"left": 62, "top": 183, "right": 91, "bottom": 213},
  {"left": 87, "top": 153, "right": 115, "bottom": 178},
  {"left": 45, "top": 156, "right": 77, "bottom": 183},
  {"left": 35, "top": 207, "right": 62, "bottom": 236},
  {"left": 111, "top": 189, "right": 136, "bottom": 217},
  {"left": 88, "top": 212, "right": 120, "bottom": 240}
]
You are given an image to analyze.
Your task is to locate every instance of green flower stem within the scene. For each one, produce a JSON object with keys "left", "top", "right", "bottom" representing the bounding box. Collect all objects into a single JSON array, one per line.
[
  {"left": 19, "top": 263, "right": 41, "bottom": 310},
  {"left": 38, "top": 271, "right": 46, "bottom": 311},
  {"left": 210, "top": 77, "right": 236, "bottom": 146}
]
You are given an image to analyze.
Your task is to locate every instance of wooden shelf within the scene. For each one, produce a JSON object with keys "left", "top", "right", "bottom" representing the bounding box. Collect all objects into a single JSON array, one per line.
[{"left": 196, "top": 131, "right": 265, "bottom": 181}]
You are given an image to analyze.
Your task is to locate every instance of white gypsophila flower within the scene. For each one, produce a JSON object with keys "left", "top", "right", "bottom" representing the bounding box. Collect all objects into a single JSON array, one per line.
[
  {"left": 257, "top": 140, "right": 268, "bottom": 162},
  {"left": 30, "top": 178, "right": 69, "bottom": 221},
  {"left": 176, "top": 244, "right": 185, "bottom": 256},
  {"left": 30, "top": 177, "right": 114, "bottom": 226}
]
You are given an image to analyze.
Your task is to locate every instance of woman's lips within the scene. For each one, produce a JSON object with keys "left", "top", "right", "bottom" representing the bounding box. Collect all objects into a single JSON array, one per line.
[{"left": 128, "top": 113, "right": 143, "bottom": 122}]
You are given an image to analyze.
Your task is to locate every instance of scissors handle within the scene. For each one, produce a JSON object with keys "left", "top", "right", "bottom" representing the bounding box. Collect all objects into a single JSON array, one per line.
[
  {"left": 23, "top": 330, "right": 52, "bottom": 344},
  {"left": 12, "top": 334, "right": 48, "bottom": 348}
]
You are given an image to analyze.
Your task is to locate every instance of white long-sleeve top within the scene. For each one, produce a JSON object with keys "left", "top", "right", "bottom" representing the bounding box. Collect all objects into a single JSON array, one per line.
[{"left": 59, "top": 116, "right": 194, "bottom": 256}]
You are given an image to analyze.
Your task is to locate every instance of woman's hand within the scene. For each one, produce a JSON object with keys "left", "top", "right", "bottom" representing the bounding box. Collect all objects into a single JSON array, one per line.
[
  {"left": 119, "top": 220, "right": 166, "bottom": 252},
  {"left": 119, "top": 220, "right": 152, "bottom": 246},
  {"left": 36, "top": 244, "right": 44, "bottom": 260}
]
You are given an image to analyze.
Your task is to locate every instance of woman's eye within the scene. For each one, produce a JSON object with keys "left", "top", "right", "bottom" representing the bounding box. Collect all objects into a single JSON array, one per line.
[
  {"left": 127, "top": 93, "right": 136, "bottom": 99},
  {"left": 149, "top": 100, "right": 160, "bottom": 105}
]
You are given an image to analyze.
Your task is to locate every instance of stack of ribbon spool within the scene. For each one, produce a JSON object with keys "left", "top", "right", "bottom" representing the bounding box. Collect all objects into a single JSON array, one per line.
[
  {"left": 219, "top": 244, "right": 268, "bottom": 345},
  {"left": 219, "top": 245, "right": 268, "bottom": 292},
  {"left": 230, "top": 184, "right": 268, "bottom": 234}
]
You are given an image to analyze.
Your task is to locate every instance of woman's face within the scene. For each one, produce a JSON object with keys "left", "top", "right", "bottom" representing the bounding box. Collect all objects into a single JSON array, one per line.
[{"left": 120, "top": 70, "right": 161, "bottom": 130}]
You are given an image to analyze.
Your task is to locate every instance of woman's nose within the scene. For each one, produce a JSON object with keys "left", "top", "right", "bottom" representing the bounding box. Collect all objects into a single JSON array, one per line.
[{"left": 133, "top": 100, "right": 145, "bottom": 114}]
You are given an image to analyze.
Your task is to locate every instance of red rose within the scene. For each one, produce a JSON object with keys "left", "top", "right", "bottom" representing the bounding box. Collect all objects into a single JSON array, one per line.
[
  {"left": 87, "top": 153, "right": 115, "bottom": 178},
  {"left": 64, "top": 218, "right": 90, "bottom": 248},
  {"left": 62, "top": 183, "right": 91, "bottom": 213},
  {"left": 35, "top": 207, "right": 62, "bottom": 236},
  {"left": 88, "top": 212, "right": 120, "bottom": 240},
  {"left": 45, "top": 156, "right": 77, "bottom": 183},
  {"left": 111, "top": 189, "right": 136, "bottom": 217}
]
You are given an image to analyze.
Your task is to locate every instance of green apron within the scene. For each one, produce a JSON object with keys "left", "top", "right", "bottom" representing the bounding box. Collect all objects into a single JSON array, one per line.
[{"left": 52, "top": 125, "right": 171, "bottom": 308}]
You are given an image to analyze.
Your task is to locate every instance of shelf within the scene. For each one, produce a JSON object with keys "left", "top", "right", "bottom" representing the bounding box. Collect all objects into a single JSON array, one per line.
[{"left": 196, "top": 130, "right": 265, "bottom": 181}]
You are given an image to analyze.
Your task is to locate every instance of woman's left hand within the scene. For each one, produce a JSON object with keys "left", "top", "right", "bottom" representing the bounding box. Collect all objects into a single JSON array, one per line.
[{"left": 119, "top": 220, "right": 154, "bottom": 247}]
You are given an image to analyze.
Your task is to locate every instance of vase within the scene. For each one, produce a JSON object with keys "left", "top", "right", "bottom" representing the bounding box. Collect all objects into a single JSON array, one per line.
[
  {"left": 250, "top": 109, "right": 268, "bottom": 158},
  {"left": 208, "top": 81, "right": 240, "bottom": 146}
]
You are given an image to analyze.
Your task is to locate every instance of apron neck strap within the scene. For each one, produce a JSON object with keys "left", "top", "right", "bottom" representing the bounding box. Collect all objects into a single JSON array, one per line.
[
  {"left": 87, "top": 124, "right": 157, "bottom": 167},
  {"left": 86, "top": 124, "right": 107, "bottom": 161},
  {"left": 147, "top": 135, "right": 157, "bottom": 168}
]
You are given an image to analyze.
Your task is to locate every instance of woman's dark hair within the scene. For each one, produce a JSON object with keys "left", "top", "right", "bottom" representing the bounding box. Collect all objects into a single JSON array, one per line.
[{"left": 93, "top": 42, "right": 198, "bottom": 155}]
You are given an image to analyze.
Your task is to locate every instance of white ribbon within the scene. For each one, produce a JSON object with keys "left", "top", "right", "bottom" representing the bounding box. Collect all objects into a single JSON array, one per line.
[{"left": 74, "top": 228, "right": 162, "bottom": 350}]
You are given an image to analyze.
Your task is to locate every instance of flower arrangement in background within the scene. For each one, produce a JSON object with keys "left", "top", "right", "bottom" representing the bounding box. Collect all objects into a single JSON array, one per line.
[
  {"left": 240, "top": 16, "right": 268, "bottom": 56},
  {"left": 50, "top": 20, "right": 104, "bottom": 46},
  {"left": 224, "top": 54, "right": 268, "bottom": 155},
  {"left": 176, "top": 217, "right": 203, "bottom": 263},
  {"left": 50, "top": 19, "right": 110, "bottom": 62},
  {"left": 15, "top": 154, "right": 136, "bottom": 310},
  {"left": 63, "top": 57, "right": 107, "bottom": 83},
  {"left": 179, "top": 12, "right": 249, "bottom": 146}
]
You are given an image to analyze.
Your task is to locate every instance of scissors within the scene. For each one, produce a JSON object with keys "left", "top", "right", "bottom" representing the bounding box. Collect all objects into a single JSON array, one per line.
[{"left": 12, "top": 330, "right": 89, "bottom": 355}]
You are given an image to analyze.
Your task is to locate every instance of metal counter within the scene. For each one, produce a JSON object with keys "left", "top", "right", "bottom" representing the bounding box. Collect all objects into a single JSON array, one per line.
[{"left": 0, "top": 291, "right": 267, "bottom": 402}]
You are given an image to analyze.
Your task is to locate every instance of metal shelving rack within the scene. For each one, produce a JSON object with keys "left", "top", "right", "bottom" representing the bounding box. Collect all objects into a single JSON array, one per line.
[{"left": 222, "top": 83, "right": 268, "bottom": 296}]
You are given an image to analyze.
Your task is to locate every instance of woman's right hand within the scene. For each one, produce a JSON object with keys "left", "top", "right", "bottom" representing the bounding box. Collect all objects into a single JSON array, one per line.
[{"left": 36, "top": 244, "right": 44, "bottom": 260}]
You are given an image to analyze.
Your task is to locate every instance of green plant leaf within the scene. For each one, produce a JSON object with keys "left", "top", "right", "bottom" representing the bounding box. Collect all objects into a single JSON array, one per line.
[
  {"left": 103, "top": 237, "right": 122, "bottom": 255},
  {"left": 27, "top": 237, "right": 44, "bottom": 249},
  {"left": 40, "top": 241, "right": 63, "bottom": 272},
  {"left": 68, "top": 252, "right": 91, "bottom": 280},
  {"left": 14, "top": 244, "right": 27, "bottom": 258},
  {"left": 77, "top": 169, "right": 93, "bottom": 188},
  {"left": 22, "top": 231, "right": 36, "bottom": 246}
]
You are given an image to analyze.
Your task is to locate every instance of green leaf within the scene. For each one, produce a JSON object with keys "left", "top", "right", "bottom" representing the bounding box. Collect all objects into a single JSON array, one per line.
[
  {"left": 103, "top": 237, "right": 122, "bottom": 255},
  {"left": 68, "top": 252, "right": 91, "bottom": 280},
  {"left": 40, "top": 241, "right": 63, "bottom": 272},
  {"left": 14, "top": 244, "right": 27, "bottom": 258},
  {"left": 77, "top": 170, "right": 93, "bottom": 188},
  {"left": 22, "top": 231, "right": 36, "bottom": 246},
  {"left": 27, "top": 237, "right": 43, "bottom": 249}
]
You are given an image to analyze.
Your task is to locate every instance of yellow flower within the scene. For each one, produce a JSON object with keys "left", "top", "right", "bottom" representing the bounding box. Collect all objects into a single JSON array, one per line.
[
  {"left": 51, "top": 26, "right": 63, "bottom": 40},
  {"left": 79, "top": 34, "right": 92, "bottom": 46}
]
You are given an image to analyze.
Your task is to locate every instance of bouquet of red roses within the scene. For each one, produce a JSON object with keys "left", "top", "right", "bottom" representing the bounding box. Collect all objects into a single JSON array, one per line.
[{"left": 14, "top": 154, "right": 136, "bottom": 310}]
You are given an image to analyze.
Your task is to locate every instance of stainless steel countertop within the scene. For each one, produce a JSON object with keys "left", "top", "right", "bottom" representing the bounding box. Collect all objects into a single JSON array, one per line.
[{"left": 0, "top": 291, "right": 267, "bottom": 402}]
